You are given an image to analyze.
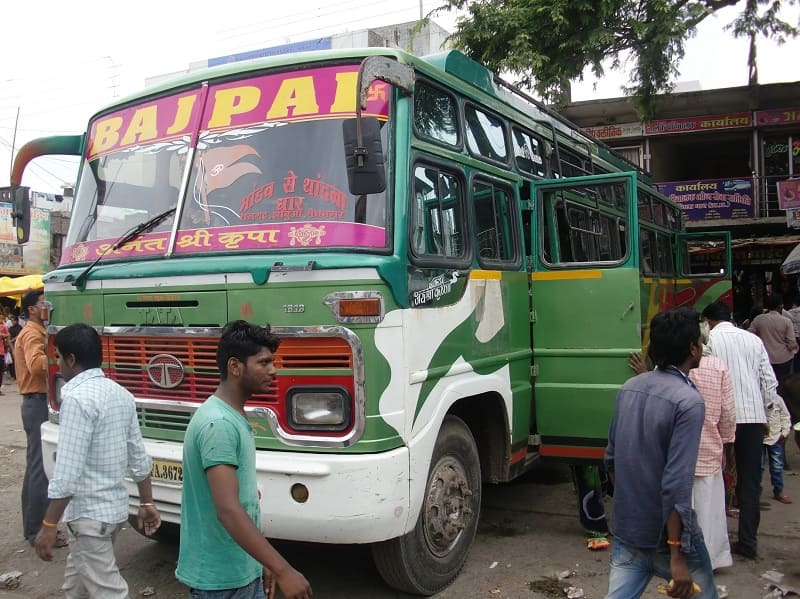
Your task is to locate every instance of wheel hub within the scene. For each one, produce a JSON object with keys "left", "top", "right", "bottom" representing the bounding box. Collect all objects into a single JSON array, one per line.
[{"left": 423, "top": 456, "right": 473, "bottom": 557}]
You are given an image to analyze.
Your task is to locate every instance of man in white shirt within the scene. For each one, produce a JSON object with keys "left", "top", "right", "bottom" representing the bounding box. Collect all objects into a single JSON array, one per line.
[
  {"left": 34, "top": 323, "right": 162, "bottom": 598},
  {"left": 702, "top": 301, "right": 778, "bottom": 560}
]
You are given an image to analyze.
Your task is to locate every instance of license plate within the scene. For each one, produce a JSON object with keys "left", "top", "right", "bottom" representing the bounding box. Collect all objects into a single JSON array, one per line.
[{"left": 151, "top": 459, "right": 183, "bottom": 483}]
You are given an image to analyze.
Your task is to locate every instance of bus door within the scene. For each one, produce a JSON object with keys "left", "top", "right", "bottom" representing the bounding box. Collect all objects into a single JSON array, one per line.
[
  {"left": 674, "top": 231, "right": 733, "bottom": 314},
  {"left": 529, "top": 173, "right": 641, "bottom": 460}
]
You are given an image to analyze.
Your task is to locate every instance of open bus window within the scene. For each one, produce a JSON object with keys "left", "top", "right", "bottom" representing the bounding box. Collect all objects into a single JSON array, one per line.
[
  {"left": 413, "top": 81, "right": 459, "bottom": 147},
  {"left": 681, "top": 240, "right": 727, "bottom": 276},
  {"left": 540, "top": 180, "right": 628, "bottom": 266},
  {"left": 465, "top": 105, "right": 508, "bottom": 164},
  {"left": 472, "top": 180, "right": 517, "bottom": 265},
  {"left": 411, "top": 165, "right": 466, "bottom": 259},
  {"left": 637, "top": 191, "right": 653, "bottom": 222}
]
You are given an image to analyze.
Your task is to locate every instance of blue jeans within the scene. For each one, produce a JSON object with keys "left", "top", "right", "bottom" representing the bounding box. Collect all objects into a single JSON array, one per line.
[
  {"left": 762, "top": 441, "right": 785, "bottom": 496},
  {"left": 605, "top": 534, "right": 718, "bottom": 599},
  {"left": 190, "top": 576, "right": 265, "bottom": 599}
]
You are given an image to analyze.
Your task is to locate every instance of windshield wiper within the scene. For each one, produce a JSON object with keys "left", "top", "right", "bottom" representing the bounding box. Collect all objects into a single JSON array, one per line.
[{"left": 72, "top": 207, "right": 176, "bottom": 289}]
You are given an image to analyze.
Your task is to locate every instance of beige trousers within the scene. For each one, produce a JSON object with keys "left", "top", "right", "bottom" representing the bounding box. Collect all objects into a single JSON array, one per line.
[{"left": 62, "top": 518, "right": 129, "bottom": 599}]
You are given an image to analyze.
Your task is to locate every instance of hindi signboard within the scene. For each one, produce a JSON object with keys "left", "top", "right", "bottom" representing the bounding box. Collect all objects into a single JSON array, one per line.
[{"left": 655, "top": 178, "right": 755, "bottom": 221}]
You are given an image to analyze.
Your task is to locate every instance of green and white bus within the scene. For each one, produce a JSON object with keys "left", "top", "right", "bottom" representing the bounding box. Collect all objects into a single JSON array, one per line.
[{"left": 6, "top": 48, "right": 730, "bottom": 595}]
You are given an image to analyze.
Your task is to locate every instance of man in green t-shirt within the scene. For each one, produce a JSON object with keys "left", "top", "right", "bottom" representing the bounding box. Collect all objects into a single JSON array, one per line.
[{"left": 176, "top": 320, "right": 312, "bottom": 599}]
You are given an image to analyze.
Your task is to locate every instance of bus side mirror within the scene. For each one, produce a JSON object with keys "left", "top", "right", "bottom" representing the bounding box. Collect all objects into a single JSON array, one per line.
[
  {"left": 343, "top": 117, "right": 386, "bottom": 195},
  {"left": 1, "top": 186, "right": 31, "bottom": 244}
]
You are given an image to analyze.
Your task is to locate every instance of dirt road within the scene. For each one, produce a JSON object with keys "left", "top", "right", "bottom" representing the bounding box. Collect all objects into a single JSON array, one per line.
[{"left": 1, "top": 379, "right": 799, "bottom": 598}]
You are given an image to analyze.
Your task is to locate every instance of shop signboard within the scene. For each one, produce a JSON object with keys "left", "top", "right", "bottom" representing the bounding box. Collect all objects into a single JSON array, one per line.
[
  {"left": 583, "top": 122, "right": 643, "bottom": 140},
  {"left": 756, "top": 108, "right": 800, "bottom": 127},
  {"left": 655, "top": 178, "right": 754, "bottom": 221},
  {"left": 0, "top": 202, "right": 51, "bottom": 274},
  {"left": 644, "top": 112, "right": 752, "bottom": 136},
  {"left": 777, "top": 179, "right": 800, "bottom": 210}
]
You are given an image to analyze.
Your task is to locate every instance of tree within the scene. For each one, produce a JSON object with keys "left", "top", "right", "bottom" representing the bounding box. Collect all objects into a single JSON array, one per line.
[{"left": 434, "top": 0, "right": 798, "bottom": 120}]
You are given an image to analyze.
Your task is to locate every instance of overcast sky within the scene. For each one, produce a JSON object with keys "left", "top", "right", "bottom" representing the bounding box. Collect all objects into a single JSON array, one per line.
[{"left": 2, "top": 0, "right": 799, "bottom": 193}]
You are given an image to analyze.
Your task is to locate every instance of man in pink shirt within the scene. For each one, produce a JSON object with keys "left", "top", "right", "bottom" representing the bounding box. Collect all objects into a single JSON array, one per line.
[
  {"left": 749, "top": 295, "right": 798, "bottom": 385},
  {"left": 687, "top": 348, "right": 737, "bottom": 570}
]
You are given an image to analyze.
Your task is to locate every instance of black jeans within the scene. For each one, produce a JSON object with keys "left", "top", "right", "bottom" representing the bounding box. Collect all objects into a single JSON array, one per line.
[
  {"left": 21, "top": 393, "right": 49, "bottom": 542},
  {"left": 734, "top": 422, "right": 765, "bottom": 555}
]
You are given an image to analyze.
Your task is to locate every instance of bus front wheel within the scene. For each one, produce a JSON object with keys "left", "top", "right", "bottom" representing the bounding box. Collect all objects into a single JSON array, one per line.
[{"left": 372, "top": 415, "right": 482, "bottom": 595}]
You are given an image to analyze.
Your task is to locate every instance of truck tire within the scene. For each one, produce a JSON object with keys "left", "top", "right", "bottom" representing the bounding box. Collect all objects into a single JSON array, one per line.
[{"left": 371, "top": 415, "right": 481, "bottom": 595}]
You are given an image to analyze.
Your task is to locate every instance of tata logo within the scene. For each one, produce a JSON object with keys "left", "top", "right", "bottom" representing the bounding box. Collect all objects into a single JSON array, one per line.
[{"left": 146, "top": 354, "right": 185, "bottom": 389}]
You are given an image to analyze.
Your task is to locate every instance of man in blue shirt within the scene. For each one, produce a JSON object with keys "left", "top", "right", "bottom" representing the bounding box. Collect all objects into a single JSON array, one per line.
[{"left": 605, "top": 308, "right": 717, "bottom": 599}]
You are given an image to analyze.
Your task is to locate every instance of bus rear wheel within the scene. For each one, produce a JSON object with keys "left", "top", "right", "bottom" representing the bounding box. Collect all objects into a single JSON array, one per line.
[{"left": 372, "top": 415, "right": 481, "bottom": 595}]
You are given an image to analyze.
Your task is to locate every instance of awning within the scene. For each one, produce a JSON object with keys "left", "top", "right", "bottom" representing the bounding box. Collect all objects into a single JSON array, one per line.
[
  {"left": 0, "top": 274, "right": 44, "bottom": 300},
  {"left": 783, "top": 243, "right": 800, "bottom": 274}
]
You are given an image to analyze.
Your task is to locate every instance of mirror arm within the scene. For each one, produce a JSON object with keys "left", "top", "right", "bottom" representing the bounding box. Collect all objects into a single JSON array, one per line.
[{"left": 354, "top": 57, "right": 415, "bottom": 166}]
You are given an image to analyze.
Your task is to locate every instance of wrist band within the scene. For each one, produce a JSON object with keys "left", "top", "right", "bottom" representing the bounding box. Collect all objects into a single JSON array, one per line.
[
  {"left": 666, "top": 539, "right": 681, "bottom": 546},
  {"left": 140, "top": 502, "right": 155, "bottom": 507},
  {"left": 41, "top": 519, "right": 58, "bottom": 529}
]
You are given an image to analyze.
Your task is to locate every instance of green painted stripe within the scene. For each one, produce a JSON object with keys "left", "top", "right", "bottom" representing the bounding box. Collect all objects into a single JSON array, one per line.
[
  {"left": 414, "top": 349, "right": 532, "bottom": 383},
  {"left": 536, "top": 383, "right": 623, "bottom": 391},
  {"left": 535, "top": 348, "right": 640, "bottom": 357}
]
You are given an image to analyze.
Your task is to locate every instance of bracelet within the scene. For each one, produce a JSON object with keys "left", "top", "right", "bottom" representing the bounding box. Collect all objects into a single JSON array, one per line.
[
  {"left": 139, "top": 502, "right": 155, "bottom": 507},
  {"left": 666, "top": 539, "right": 681, "bottom": 546},
  {"left": 41, "top": 519, "right": 58, "bottom": 529}
]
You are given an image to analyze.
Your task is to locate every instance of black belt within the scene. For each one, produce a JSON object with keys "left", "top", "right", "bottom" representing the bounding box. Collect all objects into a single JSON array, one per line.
[{"left": 22, "top": 393, "right": 47, "bottom": 400}]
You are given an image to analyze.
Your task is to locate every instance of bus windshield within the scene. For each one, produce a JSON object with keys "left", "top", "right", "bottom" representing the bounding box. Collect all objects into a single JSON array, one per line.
[{"left": 63, "top": 64, "right": 390, "bottom": 265}]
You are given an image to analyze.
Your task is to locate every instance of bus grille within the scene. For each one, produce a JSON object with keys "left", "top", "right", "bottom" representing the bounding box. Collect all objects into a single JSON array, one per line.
[{"left": 104, "top": 335, "right": 354, "bottom": 430}]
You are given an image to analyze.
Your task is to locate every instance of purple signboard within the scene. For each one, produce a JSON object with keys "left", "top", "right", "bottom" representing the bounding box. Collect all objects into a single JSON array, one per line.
[{"left": 655, "top": 178, "right": 755, "bottom": 221}]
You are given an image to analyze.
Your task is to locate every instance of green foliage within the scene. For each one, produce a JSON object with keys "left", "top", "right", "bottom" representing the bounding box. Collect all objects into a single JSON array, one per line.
[{"left": 434, "top": 0, "right": 798, "bottom": 121}]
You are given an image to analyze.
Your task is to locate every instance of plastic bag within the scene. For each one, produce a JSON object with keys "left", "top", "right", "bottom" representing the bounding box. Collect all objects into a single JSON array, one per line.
[{"left": 4, "top": 353, "right": 12, "bottom": 366}]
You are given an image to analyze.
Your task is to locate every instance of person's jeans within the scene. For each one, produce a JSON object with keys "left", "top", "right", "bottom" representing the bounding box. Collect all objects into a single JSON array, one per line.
[
  {"left": 605, "top": 534, "right": 718, "bottom": 599},
  {"left": 762, "top": 441, "right": 785, "bottom": 496},
  {"left": 21, "top": 393, "right": 49, "bottom": 542},
  {"left": 734, "top": 423, "right": 765, "bottom": 556},
  {"left": 190, "top": 577, "right": 265, "bottom": 599}
]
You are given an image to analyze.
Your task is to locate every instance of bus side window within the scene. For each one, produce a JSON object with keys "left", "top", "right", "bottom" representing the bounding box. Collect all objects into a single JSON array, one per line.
[
  {"left": 640, "top": 229, "right": 656, "bottom": 275},
  {"left": 411, "top": 165, "right": 467, "bottom": 259},
  {"left": 656, "top": 233, "right": 674, "bottom": 275},
  {"left": 472, "top": 180, "right": 518, "bottom": 265}
]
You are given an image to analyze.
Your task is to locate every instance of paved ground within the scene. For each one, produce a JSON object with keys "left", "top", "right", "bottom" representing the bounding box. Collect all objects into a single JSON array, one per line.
[{"left": 0, "top": 378, "right": 798, "bottom": 598}]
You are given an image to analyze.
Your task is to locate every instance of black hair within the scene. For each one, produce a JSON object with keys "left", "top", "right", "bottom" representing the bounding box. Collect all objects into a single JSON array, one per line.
[
  {"left": 21, "top": 289, "right": 44, "bottom": 317},
  {"left": 648, "top": 308, "right": 701, "bottom": 369},
  {"left": 54, "top": 323, "right": 102, "bottom": 369},
  {"left": 765, "top": 294, "right": 784, "bottom": 311},
  {"left": 701, "top": 301, "right": 731, "bottom": 323},
  {"left": 217, "top": 320, "right": 280, "bottom": 380}
]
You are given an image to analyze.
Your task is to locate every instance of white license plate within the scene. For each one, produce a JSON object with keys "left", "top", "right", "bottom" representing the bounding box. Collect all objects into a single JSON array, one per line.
[{"left": 151, "top": 459, "right": 183, "bottom": 483}]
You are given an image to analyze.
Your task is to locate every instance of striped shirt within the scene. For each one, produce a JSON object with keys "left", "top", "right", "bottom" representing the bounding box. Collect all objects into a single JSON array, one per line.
[
  {"left": 688, "top": 356, "right": 737, "bottom": 476},
  {"left": 706, "top": 322, "right": 777, "bottom": 424},
  {"left": 48, "top": 368, "right": 152, "bottom": 524}
]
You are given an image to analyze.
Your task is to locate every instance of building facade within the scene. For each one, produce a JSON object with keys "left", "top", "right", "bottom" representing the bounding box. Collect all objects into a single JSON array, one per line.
[{"left": 560, "top": 83, "right": 800, "bottom": 321}]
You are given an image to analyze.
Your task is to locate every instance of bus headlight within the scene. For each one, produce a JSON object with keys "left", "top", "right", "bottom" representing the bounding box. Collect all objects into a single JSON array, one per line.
[{"left": 287, "top": 387, "right": 350, "bottom": 431}]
